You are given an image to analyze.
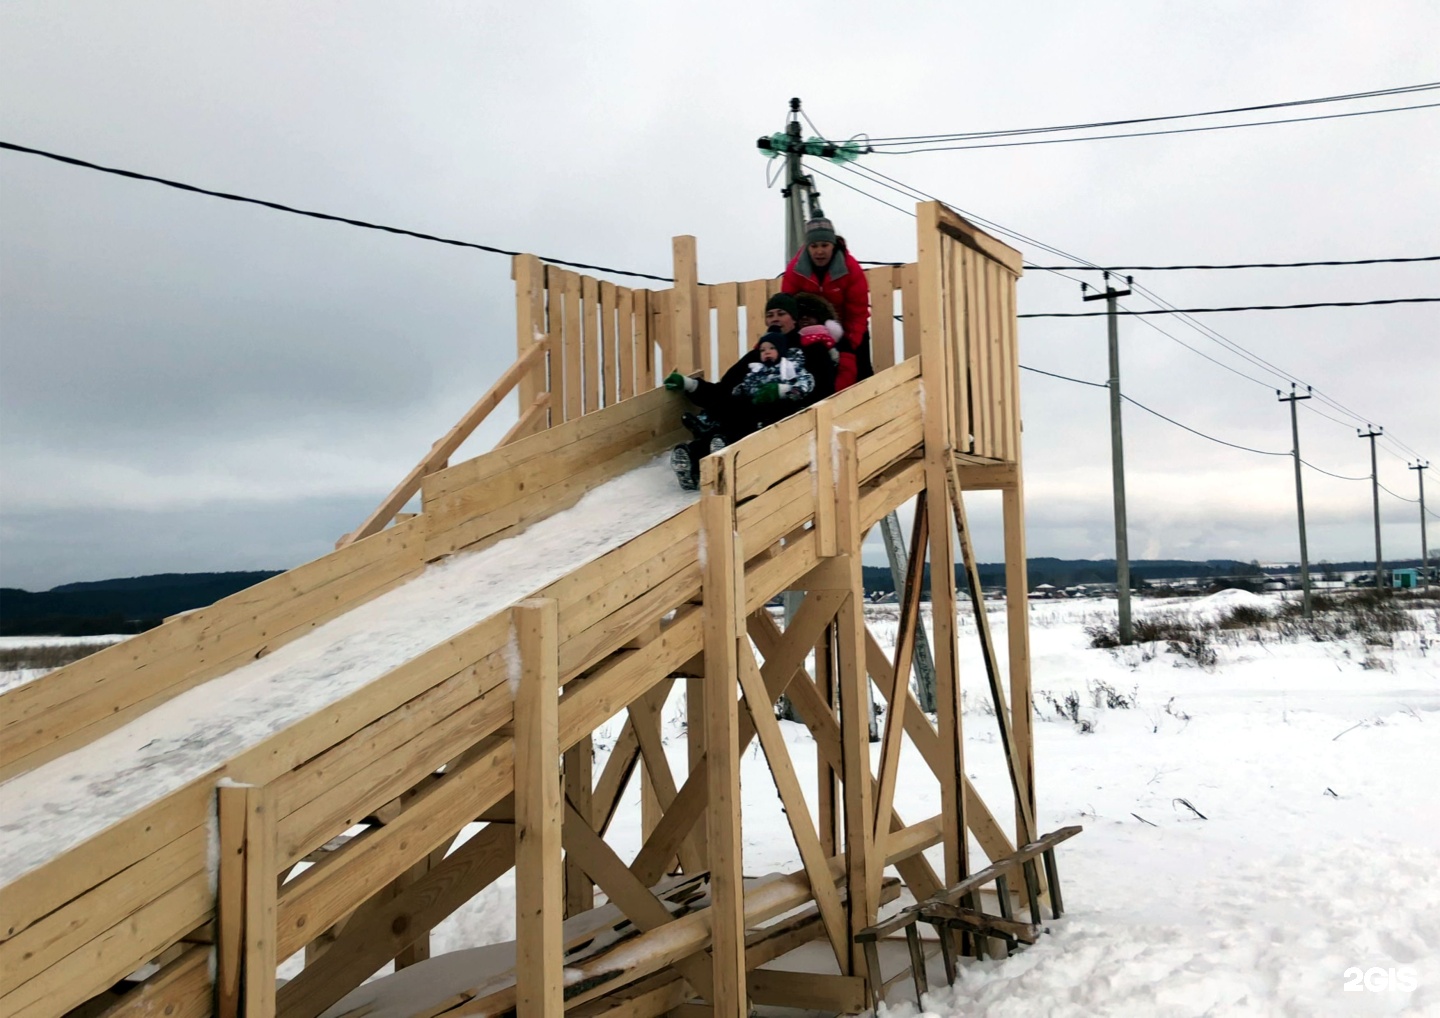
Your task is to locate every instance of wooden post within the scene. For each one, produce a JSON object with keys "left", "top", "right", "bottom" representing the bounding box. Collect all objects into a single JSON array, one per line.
[
  {"left": 217, "top": 782, "right": 278, "bottom": 1018},
  {"left": 834, "top": 429, "right": 876, "bottom": 974},
  {"left": 815, "top": 621, "right": 839, "bottom": 857},
  {"left": 672, "top": 236, "right": 700, "bottom": 376},
  {"left": 514, "top": 598, "right": 563, "bottom": 1018},
  {"left": 216, "top": 785, "right": 247, "bottom": 1018},
  {"left": 699, "top": 450, "right": 748, "bottom": 1016},
  {"left": 917, "top": 201, "right": 969, "bottom": 886},
  {"left": 564, "top": 738, "right": 595, "bottom": 915},
  {"left": 1004, "top": 481, "right": 1036, "bottom": 840},
  {"left": 514, "top": 254, "right": 546, "bottom": 427}
]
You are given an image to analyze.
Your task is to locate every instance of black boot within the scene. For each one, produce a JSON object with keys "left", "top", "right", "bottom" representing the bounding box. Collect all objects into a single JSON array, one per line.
[{"left": 670, "top": 444, "right": 698, "bottom": 491}]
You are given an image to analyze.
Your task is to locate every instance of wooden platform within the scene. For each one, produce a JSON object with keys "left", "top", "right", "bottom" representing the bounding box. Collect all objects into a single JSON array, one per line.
[{"left": 0, "top": 201, "right": 1046, "bottom": 1018}]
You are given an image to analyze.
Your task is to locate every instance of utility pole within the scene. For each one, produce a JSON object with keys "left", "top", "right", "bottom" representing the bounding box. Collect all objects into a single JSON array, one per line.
[
  {"left": 1358, "top": 426, "right": 1384, "bottom": 590},
  {"left": 1083, "top": 273, "right": 1134, "bottom": 642},
  {"left": 1412, "top": 461, "right": 1430, "bottom": 589},
  {"left": 782, "top": 99, "right": 807, "bottom": 260},
  {"left": 1278, "top": 385, "right": 1314, "bottom": 618}
]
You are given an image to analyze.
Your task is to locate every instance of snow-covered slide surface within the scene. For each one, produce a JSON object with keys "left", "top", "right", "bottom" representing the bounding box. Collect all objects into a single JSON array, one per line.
[{"left": 0, "top": 457, "right": 695, "bottom": 887}]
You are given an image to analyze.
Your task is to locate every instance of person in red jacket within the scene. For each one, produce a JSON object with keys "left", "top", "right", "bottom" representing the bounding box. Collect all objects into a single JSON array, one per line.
[{"left": 781, "top": 216, "right": 873, "bottom": 388}]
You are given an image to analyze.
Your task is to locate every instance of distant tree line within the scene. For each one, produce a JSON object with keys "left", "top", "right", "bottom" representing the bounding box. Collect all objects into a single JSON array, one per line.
[{"left": 0, "top": 571, "right": 282, "bottom": 636}]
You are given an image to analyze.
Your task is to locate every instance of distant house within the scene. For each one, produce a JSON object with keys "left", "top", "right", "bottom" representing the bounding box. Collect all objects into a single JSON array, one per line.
[{"left": 1392, "top": 568, "right": 1419, "bottom": 590}]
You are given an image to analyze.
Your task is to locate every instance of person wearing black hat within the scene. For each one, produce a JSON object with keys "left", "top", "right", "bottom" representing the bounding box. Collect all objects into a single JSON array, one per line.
[
  {"left": 663, "top": 293, "right": 813, "bottom": 488},
  {"left": 782, "top": 216, "right": 874, "bottom": 384}
]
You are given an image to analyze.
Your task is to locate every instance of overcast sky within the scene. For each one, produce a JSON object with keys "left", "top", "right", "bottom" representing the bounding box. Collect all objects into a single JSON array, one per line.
[{"left": 2, "top": 1, "right": 1437, "bottom": 591}]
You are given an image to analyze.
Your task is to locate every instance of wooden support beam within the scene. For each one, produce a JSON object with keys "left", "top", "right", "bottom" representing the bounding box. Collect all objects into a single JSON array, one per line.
[
  {"left": 735, "top": 644, "right": 849, "bottom": 970},
  {"left": 917, "top": 201, "right": 969, "bottom": 887},
  {"left": 629, "top": 678, "right": 702, "bottom": 875},
  {"left": 832, "top": 429, "right": 877, "bottom": 973},
  {"left": 873, "top": 500, "right": 929, "bottom": 857},
  {"left": 217, "top": 783, "right": 278, "bottom": 1018},
  {"left": 560, "top": 801, "right": 715, "bottom": 1001},
  {"left": 671, "top": 236, "right": 700, "bottom": 376},
  {"left": 815, "top": 622, "right": 840, "bottom": 857},
  {"left": 698, "top": 449, "right": 748, "bottom": 1017},
  {"left": 1004, "top": 482, "right": 1037, "bottom": 839},
  {"left": 514, "top": 598, "right": 563, "bottom": 1018},
  {"left": 564, "top": 736, "right": 595, "bottom": 917},
  {"left": 946, "top": 457, "right": 1037, "bottom": 846}
]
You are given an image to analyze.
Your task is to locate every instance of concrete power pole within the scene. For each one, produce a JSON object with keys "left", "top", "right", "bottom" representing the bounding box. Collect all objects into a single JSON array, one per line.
[
  {"left": 1083, "top": 273, "right": 1134, "bottom": 642},
  {"left": 1411, "top": 461, "right": 1431, "bottom": 589},
  {"left": 1278, "top": 385, "right": 1314, "bottom": 618},
  {"left": 1358, "top": 426, "right": 1385, "bottom": 590}
]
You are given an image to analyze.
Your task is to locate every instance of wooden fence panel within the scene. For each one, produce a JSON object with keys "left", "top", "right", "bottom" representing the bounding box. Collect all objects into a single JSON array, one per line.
[
  {"left": 868, "top": 266, "right": 896, "bottom": 371},
  {"left": 562, "top": 270, "right": 583, "bottom": 422},
  {"left": 714, "top": 284, "right": 741, "bottom": 372}
]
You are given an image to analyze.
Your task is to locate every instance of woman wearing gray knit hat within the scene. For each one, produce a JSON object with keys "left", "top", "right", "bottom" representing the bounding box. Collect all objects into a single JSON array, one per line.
[{"left": 781, "top": 216, "right": 873, "bottom": 388}]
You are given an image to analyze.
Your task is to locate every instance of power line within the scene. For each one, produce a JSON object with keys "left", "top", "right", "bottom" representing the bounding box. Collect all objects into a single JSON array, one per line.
[
  {"left": 1026, "top": 255, "right": 1440, "bottom": 271},
  {"left": 828, "top": 157, "right": 1431, "bottom": 464},
  {"left": 1300, "top": 459, "right": 1370, "bottom": 482},
  {"left": 807, "top": 163, "right": 916, "bottom": 217},
  {"left": 0, "top": 140, "right": 677, "bottom": 283},
  {"left": 1019, "top": 364, "right": 1108, "bottom": 388},
  {"left": 1120, "top": 395, "right": 1290, "bottom": 457},
  {"left": 861, "top": 82, "right": 1440, "bottom": 144},
  {"left": 1019, "top": 298, "right": 1440, "bottom": 317},
  {"left": 1378, "top": 481, "right": 1419, "bottom": 504},
  {"left": 867, "top": 102, "right": 1440, "bottom": 154}
]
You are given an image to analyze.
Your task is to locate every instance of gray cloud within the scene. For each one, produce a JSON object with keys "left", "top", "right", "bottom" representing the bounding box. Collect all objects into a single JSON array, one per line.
[{"left": 2, "top": 0, "right": 1436, "bottom": 590}]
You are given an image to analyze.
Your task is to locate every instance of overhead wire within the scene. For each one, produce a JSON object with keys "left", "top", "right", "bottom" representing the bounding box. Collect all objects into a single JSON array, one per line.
[
  {"left": 1018, "top": 297, "right": 1440, "bottom": 317},
  {"left": 825, "top": 156, "right": 1432, "bottom": 465},
  {"left": 864, "top": 102, "right": 1440, "bottom": 154},
  {"left": 1026, "top": 255, "right": 1440, "bottom": 271},
  {"left": 0, "top": 140, "right": 678, "bottom": 283},
  {"left": 860, "top": 82, "right": 1440, "bottom": 144}
]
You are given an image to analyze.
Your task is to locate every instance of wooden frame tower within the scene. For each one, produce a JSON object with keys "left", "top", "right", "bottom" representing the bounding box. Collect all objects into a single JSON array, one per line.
[{"left": 0, "top": 201, "right": 1059, "bottom": 1018}]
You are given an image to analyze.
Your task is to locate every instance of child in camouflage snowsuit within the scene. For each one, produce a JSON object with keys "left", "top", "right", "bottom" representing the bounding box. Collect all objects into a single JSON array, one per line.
[{"left": 729, "top": 336, "right": 814, "bottom": 419}]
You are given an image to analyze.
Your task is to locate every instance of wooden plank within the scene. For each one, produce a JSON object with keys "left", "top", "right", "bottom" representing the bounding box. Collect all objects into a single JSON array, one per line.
[
  {"left": 917, "top": 202, "right": 968, "bottom": 888},
  {"left": 812, "top": 402, "right": 837, "bottom": 557},
  {"left": 628, "top": 679, "right": 701, "bottom": 874},
  {"left": 499, "top": 392, "right": 550, "bottom": 447},
  {"left": 634, "top": 288, "right": 654, "bottom": 390},
  {"left": 671, "top": 237, "right": 699, "bottom": 376},
  {"left": 740, "top": 279, "right": 769, "bottom": 353},
  {"left": 697, "top": 286, "right": 714, "bottom": 381},
  {"left": 564, "top": 736, "right": 595, "bottom": 917},
  {"left": 591, "top": 720, "right": 640, "bottom": 836},
  {"left": 899, "top": 262, "right": 919, "bottom": 361},
  {"left": 748, "top": 970, "right": 867, "bottom": 1013},
  {"left": 243, "top": 784, "right": 278, "bottom": 1018},
  {"left": 599, "top": 280, "right": 618, "bottom": 408},
  {"left": 581, "top": 275, "right": 600, "bottom": 414},
  {"left": 832, "top": 430, "right": 876, "bottom": 972},
  {"left": 514, "top": 254, "right": 545, "bottom": 422},
  {"left": 698, "top": 448, "right": 747, "bottom": 1015},
  {"left": 815, "top": 620, "right": 839, "bottom": 857},
  {"left": 514, "top": 599, "right": 563, "bottom": 1018},
  {"left": 1001, "top": 261, "right": 1019, "bottom": 461},
  {"left": 615, "top": 285, "right": 635, "bottom": 401},
  {"left": 216, "top": 785, "right": 247, "bottom": 1018},
  {"left": 867, "top": 266, "right": 897, "bottom": 371},
  {"left": 559, "top": 802, "right": 715, "bottom": 1000},
  {"left": 948, "top": 460, "right": 1036, "bottom": 845},
  {"left": 872, "top": 501, "right": 928, "bottom": 856},
  {"left": 933, "top": 203, "right": 1026, "bottom": 277},
  {"left": 735, "top": 644, "right": 849, "bottom": 969},
  {"left": 544, "top": 266, "right": 566, "bottom": 427},
  {"left": 1, "top": 777, "right": 213, "bottom": 950},
  {"left": 714, "top": 283, "right": 741, "bottom": 372},
  {"left": 0, "top": 825, "right": 206, "bottom": 995},
  {"left": 1004, "top": 482, "right": 1036, "bottom": 842},
  {"left": 562, "top": 269, "right": 584, "bottom": 422},
  {"left": 276, "top": 824, "right": 515, "bottom": 1018},
  {"left": 95, "top": 945, "right": 211, "bottom": 1018},
  {"left": 1, "top": 519, "right": 425, "bottom": 782}
]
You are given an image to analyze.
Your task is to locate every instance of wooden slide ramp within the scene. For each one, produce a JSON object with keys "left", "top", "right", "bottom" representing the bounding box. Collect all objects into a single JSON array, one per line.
[{"left": 0, "top": 359, "right": 934, "bottom": 1018}]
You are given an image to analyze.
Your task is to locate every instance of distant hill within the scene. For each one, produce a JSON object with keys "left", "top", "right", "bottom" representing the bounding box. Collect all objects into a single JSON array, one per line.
[{"left": 0, "top": 571, "right": 282, "bottom": 636}]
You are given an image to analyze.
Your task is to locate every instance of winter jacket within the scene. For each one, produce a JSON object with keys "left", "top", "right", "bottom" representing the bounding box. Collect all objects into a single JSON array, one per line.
[
  {"left": 730, "top": 347, "right": 815, "bottom": 403},
  {"left": 781, "top": 244, "right": 871, "bottom": 371},
  {"left": 797, "top": 323, "right": 858, "bottom": 392}
]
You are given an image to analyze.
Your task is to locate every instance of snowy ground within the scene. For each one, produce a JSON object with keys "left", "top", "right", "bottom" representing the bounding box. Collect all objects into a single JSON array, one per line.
[
  {"left": 326, "top": 591, "right": 1440, "bottom": 1017},
  {"left": 5, "top": 591, "right": 1437, "bottom": 1015}
]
